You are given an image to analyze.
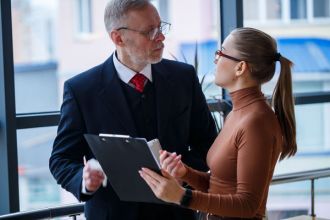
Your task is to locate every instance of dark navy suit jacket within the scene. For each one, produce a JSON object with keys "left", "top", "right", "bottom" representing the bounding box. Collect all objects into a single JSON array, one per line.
[{"left": 49, "top": 54, "right": 217, "bottom": 220}]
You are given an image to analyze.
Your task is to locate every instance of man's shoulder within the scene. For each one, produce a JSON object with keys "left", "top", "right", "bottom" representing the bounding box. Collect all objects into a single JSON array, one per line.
[
  {"left": 159, "top": 58, "right": 194, "bottom": 70},
  {"left": 155, "top": 59, "right": 196, "bottom": 80}
]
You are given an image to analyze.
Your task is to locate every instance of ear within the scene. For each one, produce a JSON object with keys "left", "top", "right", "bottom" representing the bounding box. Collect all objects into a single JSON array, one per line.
[
  {"left": 110, "top": 30, "right": 124, "bottom": 47},
  {"left": 235, "top": 61, "right": 249, "bottom": 77}
]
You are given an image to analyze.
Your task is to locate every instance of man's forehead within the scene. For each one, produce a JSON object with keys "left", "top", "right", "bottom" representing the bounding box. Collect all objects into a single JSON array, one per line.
[{"left": 124, "top": 5, "right": 161, "bottom": 27}]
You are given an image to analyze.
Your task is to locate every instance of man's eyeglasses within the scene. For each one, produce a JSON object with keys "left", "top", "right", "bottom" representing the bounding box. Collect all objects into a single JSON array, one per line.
[
  {"left": 116, "top": 21, "right": 171, "bottom": 41},
  {"left": 214, "top": 50, "right": 242, "bottom": 63}
]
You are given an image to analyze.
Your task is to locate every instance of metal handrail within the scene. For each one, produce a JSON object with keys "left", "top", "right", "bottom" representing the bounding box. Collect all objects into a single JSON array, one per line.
[
  {"left": 271, "top": 167, "right": 330, "bottom": 185},
  {"left": 0, "top": 203, "right": 83, "bottom": 220},
  {"left": 271, "top": 167, "right": 330, "bottom": 217},
  {"left": 0, "top": 167, "right": 329, "bottom": 220}
]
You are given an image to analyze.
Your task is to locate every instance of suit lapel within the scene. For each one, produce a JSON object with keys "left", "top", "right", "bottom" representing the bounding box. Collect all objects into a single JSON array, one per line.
[
  {"left": 152, "top": 62, "right": 175, "bottom": 143},
  {"left": 98, "top": 55, "right": 138, "bottom": 136}
]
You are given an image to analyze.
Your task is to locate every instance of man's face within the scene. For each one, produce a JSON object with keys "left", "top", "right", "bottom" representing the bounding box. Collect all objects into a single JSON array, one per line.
[{"left": 119, "top": 4, "right": 165, "bottom": 69}]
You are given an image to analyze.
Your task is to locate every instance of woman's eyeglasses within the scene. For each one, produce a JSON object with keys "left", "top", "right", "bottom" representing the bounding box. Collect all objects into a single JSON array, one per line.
[{"left": 214, "top": 50, "right": 242, "bottom": 63}]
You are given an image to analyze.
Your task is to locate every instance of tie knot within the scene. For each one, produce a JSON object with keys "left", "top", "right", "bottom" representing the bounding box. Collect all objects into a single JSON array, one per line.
[{"left": 130, "top": 73, "right": 147, "bottom": 93}]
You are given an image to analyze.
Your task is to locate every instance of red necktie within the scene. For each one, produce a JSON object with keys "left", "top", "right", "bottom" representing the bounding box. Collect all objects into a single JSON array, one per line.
[{"left": 130, "top": 73, "right": 147, "bottom": 93}]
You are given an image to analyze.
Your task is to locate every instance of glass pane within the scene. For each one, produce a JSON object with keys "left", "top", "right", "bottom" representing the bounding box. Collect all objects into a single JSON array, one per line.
[
  {"left": 243, "top": 1, "right": 330, "bottom": 218},
  {"left": 165, "top": 0, "right": 221, "bottom": 99},
  {"left": 14, "top": 0, "right": 221, "bottom": 212},
  {"left": 17, "top": 127, "right": 79, "bottom": 212},
  {"left": 314, "top": 0, "right": 330, "bottom": 18},
  {"left": 11, "top": 0, "right": 220, "bottom": 114},
  {"left": 290, "top": 0, "right": 307, "bottom": 19},
  {"left": 243, "top": 3, "right": 330, "bottom": 95},
  {"left": 243, "top": 0, "right": 260, "bottom": 21},
  {"left": 267, "top": 0, "right": 282, "bottom": 20},
  {"left": 11, "top": 0, "right": 116, "bottom": 114},
  {"left": 76, "top": 0, "right": 93, "bottom": 34},
  {"left": 268, "top": 178, "right": 330, "bottom": 219},
  {"left": 267, "top": 103, "right": 330, "bottom": 218},
  {"left": 12, "top": 0, "right": 59, "bottom": 114}
]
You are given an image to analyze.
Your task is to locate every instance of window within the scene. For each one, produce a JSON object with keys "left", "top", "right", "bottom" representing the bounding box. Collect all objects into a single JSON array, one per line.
[
  {"left": 17, "top": 127, "right": 78, "bottom": 211},
  {"left": 76, "top": 0, "right": 93, "bottom": 34},
  {"left": 290, "top": 0, "right": 307, "bottom": 19},
  {"left": 9, "top": 0, "right": 221, "bottom": 212},
  {"left": 266, "top": 0, "right": 282, "bottom": 20},
  {"left": 244, "top": 0, "right": 330, "bottom": 218},
  {"left": 244, "top": 0, "right": 260, "bottom": 20},
  {"left": 244, "top": 0, "right": 330, "bottom": 24},
  {"left": 165, "top": 0, "right": 221, "bottom": 98},
  {"left": 314, "top": 0, "right": 330, "bottom": 18}
]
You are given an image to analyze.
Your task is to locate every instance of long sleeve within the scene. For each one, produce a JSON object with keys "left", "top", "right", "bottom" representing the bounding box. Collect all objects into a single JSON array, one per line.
[
  {"left": 187, "top": 116, "right": 280, "bottom": 218},
  {"left": 49, "top": 81, "right": 91, "bottom": 202},
  {"left": 181, "top": 165, "right": 210, "bottom": 192}
]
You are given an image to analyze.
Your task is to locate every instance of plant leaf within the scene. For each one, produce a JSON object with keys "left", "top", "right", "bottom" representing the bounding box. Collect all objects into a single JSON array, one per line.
[
  {"left": 194, "top": 41, "right": 198, "bottom": 73},
  {"left": 169, "top": 52, "right": 179, "bottom": 61}
]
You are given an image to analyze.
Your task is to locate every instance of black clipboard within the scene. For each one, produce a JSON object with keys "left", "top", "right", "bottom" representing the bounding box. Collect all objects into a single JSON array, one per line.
[{"left": 84, "top": 134, "right": 165, "bottom": 204}]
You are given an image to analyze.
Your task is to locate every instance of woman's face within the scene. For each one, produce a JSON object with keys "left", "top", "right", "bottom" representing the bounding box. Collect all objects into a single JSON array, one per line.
[{"left": 214, "top": 34, "right": 242, "bottom": 89}]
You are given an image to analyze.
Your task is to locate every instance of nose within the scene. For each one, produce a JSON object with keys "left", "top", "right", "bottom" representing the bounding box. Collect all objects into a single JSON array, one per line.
[{"left": 154, "top": 31, "right": 165, "bottom": 42}]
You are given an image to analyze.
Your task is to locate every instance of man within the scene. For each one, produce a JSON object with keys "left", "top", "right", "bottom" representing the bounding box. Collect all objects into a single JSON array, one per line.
[{"left": 49, "top": 0, "right": 217, "bottom": 219}]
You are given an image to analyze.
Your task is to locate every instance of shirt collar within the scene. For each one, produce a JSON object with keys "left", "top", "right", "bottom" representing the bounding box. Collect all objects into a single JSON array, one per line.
[{"left": 113, "top": 52, "right": 152, "bottom": 84}]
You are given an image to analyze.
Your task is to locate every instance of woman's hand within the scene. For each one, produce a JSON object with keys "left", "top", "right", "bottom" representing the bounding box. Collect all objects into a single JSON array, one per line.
[
  {"left": 139, "top": 168, "right": 185, "bottom": 204},
  {"left": 159, "top": 150, "right": 187, "bottom": 178}
]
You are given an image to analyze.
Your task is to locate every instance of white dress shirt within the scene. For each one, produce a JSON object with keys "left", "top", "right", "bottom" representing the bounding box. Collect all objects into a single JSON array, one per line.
[{"left": 113, "top": 52, "right": 153, "bottom": 83}]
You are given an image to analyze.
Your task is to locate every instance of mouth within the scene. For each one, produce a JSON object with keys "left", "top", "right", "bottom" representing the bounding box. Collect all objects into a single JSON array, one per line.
[{"left": 154, "top": 44, "right": 164, "bottom": 51}]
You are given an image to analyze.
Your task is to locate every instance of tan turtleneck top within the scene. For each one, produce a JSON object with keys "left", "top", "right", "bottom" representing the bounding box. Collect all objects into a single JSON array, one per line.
[{"left": 181, "top": 86, "right": 282, "bottom": 218}]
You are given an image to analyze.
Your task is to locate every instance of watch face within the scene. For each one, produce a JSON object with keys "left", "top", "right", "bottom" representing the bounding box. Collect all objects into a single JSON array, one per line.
[{"left": 180, "top": 188, "right": 192, "bottom": 206}]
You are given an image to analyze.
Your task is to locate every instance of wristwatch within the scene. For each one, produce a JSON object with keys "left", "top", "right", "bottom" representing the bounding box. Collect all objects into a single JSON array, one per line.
[{"left": 180, "top": 188, "right": 192, "bottom": 207}]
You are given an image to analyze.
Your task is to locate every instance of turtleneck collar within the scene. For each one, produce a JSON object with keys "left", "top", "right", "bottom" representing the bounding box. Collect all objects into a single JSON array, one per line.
[{"left": 230, "top": 86, "right": 266, "bottom": 111}]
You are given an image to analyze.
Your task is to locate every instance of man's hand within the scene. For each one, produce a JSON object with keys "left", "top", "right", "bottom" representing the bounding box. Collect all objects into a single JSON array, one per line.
[{"left": 83, "top": 158, "right": 105, "bottom": 192}]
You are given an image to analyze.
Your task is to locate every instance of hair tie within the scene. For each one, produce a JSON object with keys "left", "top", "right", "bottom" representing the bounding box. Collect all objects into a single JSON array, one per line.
[{"left": 274, "top": 52, "right": 281, "bottom": 62}]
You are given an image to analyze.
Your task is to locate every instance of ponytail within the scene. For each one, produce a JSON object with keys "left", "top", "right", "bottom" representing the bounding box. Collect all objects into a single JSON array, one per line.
[{"left": 272, "top": 56, "right": 297, "bottom": 160}]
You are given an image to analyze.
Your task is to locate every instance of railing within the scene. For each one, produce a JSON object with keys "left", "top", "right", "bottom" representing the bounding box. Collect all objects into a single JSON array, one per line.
[
  {"left": 0, "top": 203, "right": 83, "bottom": 220},
  {"left": 271, "top": 167, "right": 330, "bottom": 217},
  {"left": 0, "top": 168, "right": 329, "bottom": 220}
]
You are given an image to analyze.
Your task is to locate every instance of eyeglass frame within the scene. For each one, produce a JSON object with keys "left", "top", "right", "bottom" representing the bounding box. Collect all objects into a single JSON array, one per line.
[
  {"left": 116, "top": 21, "right": 171, "bottom": 41},
  {"left": 214, "top": 49, "right": 243, "bottom": 63}
]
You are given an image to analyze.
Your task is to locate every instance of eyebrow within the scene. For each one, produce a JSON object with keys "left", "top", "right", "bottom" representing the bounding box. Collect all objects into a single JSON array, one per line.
[{"left": 145, "top": 21, "right": 161, "bottom": 29}]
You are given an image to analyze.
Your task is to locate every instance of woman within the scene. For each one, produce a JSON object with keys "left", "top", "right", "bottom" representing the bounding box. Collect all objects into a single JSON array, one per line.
[{"left": 139, "top": 27, "right": 297, "bottom": 219}]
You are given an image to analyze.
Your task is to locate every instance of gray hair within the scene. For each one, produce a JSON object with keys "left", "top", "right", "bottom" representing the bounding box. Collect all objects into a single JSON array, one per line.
[{"left": 104, "top": 0, "right": 151, "bottom": 32}]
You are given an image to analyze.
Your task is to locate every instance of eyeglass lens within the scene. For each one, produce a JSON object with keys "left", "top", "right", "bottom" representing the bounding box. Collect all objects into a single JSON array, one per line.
[{"left": 149, "top": 22, "right": 170, "bottom": 40}]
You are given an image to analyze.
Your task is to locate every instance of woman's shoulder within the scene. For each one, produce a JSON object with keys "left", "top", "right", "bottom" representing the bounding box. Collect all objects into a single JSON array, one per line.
[{"left": 239, "top": 103, "right": 278, "bottom": 130}]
